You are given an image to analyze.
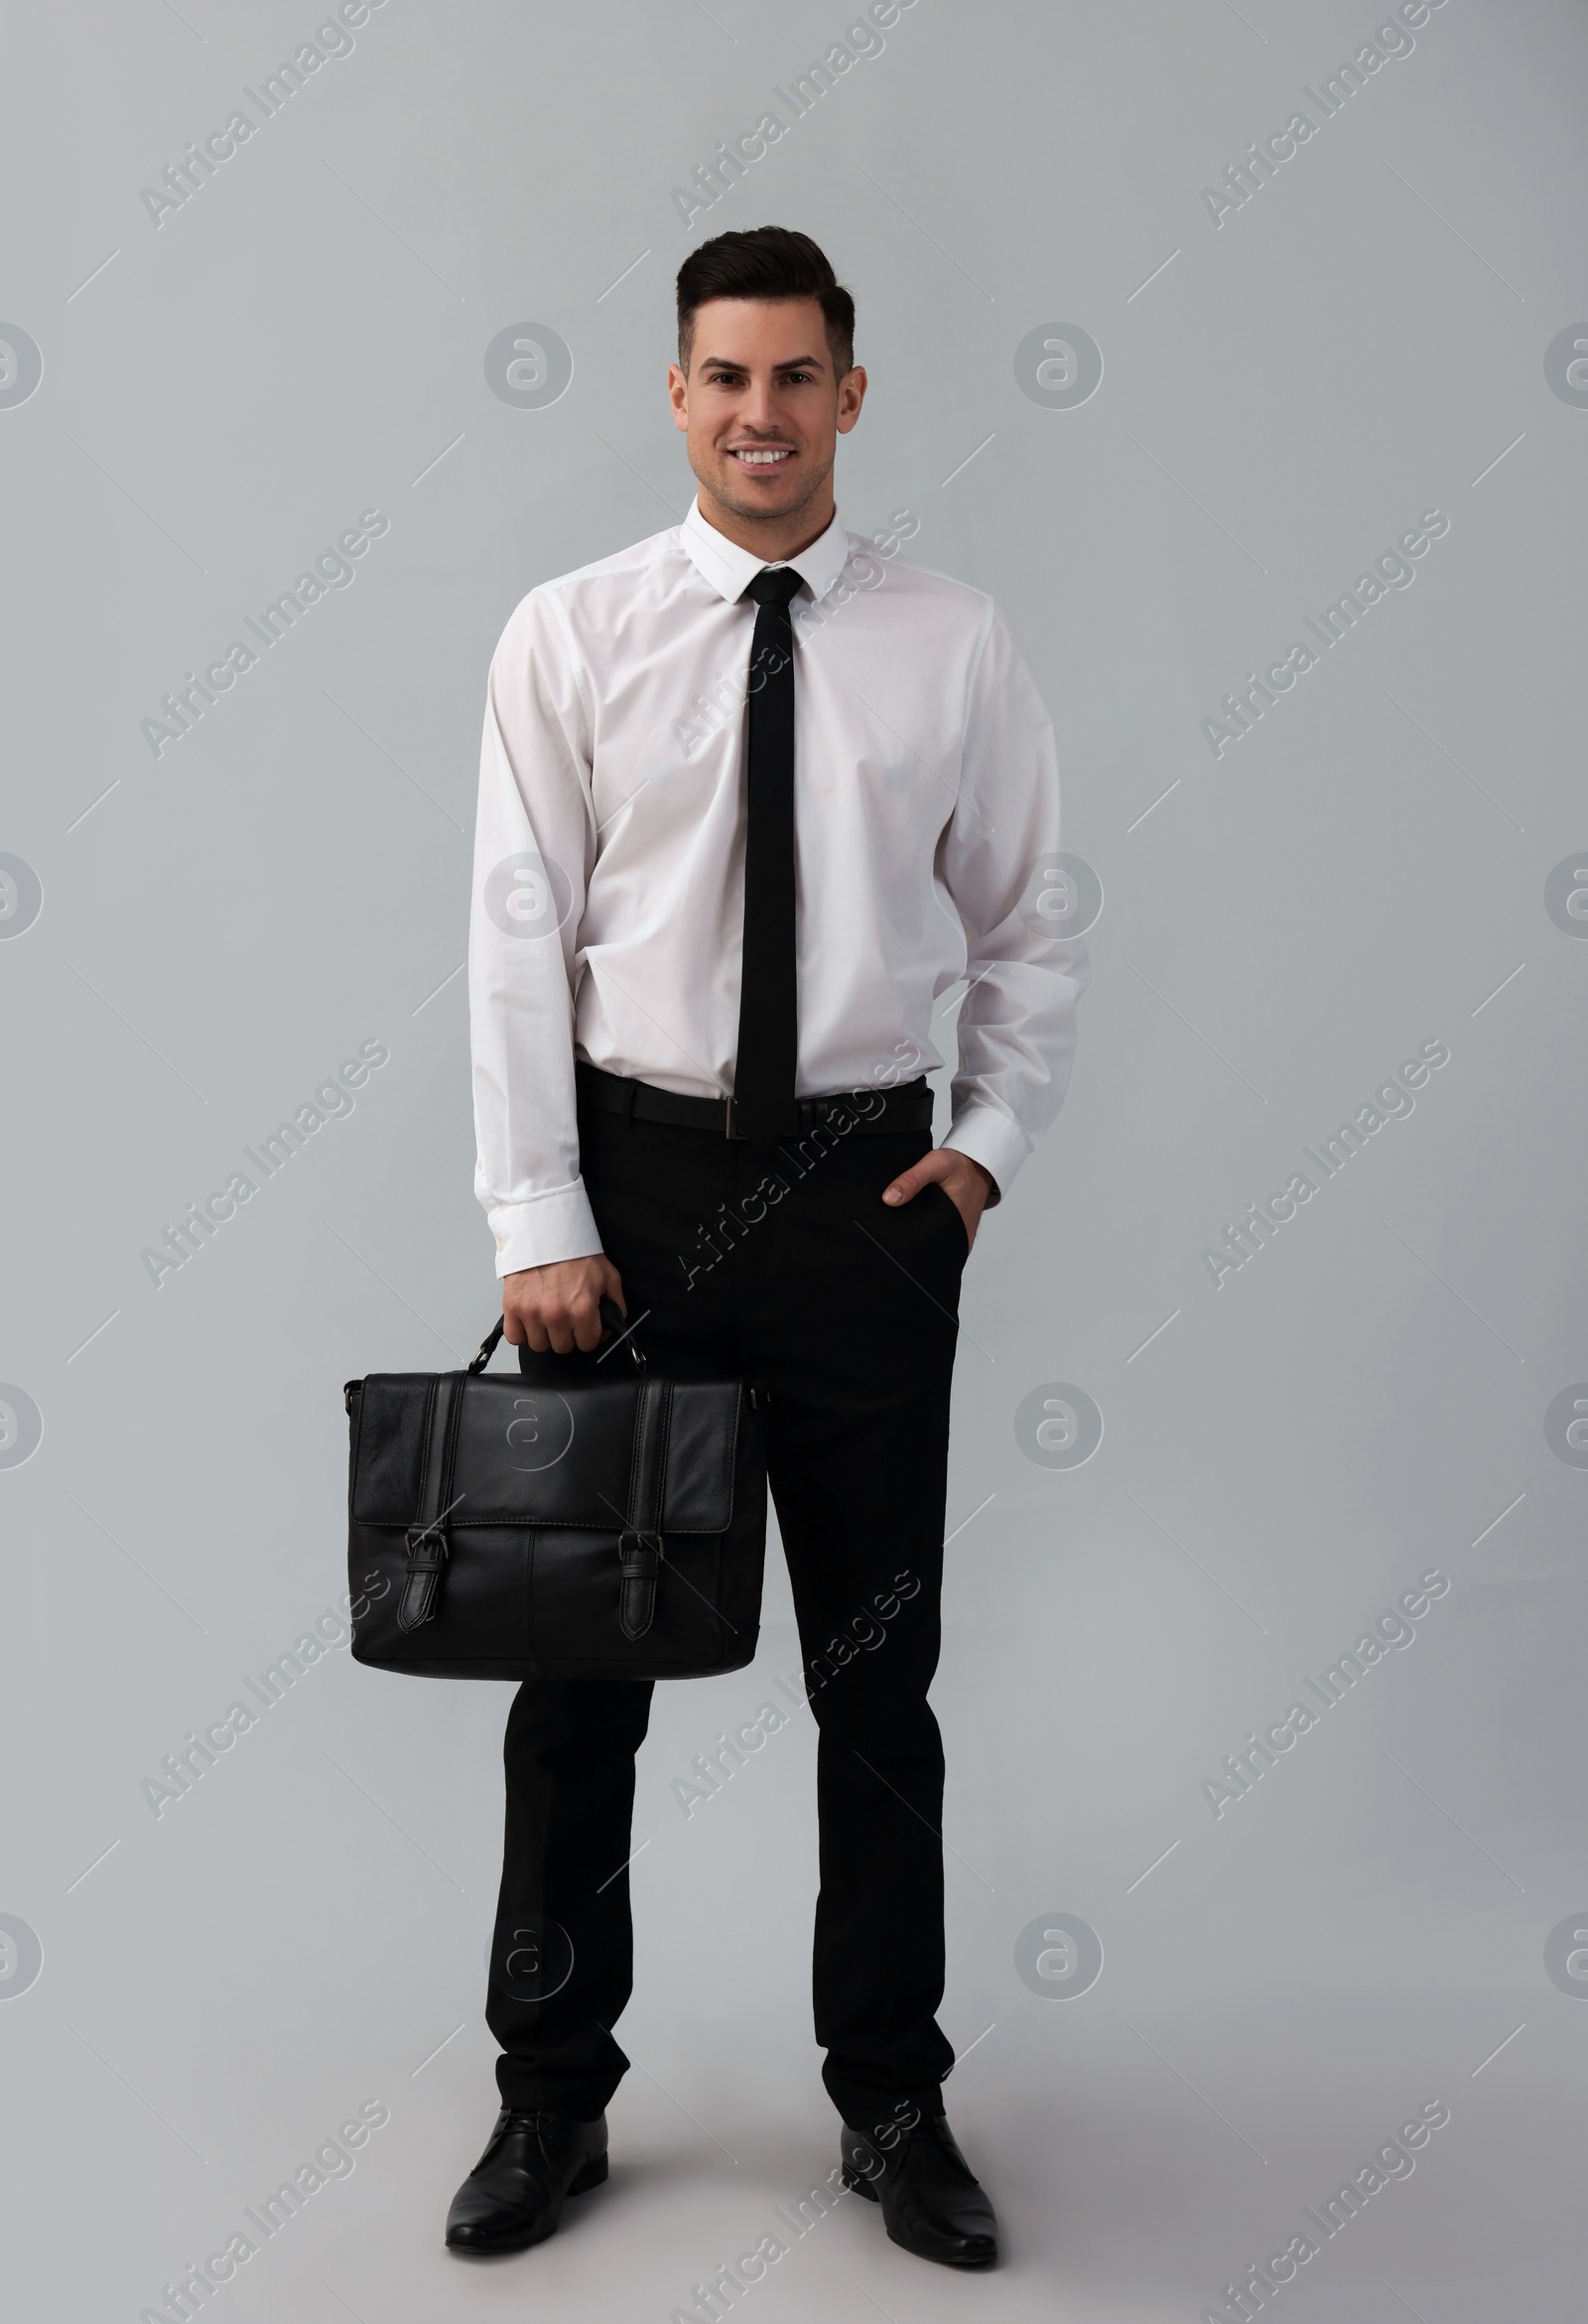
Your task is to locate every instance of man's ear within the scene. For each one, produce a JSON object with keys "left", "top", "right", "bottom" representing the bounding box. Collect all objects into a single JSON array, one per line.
[{"left": 836, "top": 365, "right": 867, "bottom": 435}]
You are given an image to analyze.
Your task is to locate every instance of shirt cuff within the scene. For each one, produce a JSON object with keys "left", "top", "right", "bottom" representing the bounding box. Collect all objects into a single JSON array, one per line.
[
  {"left": 940, "top": 1103, "right": 1032, "bottom": 1209},
  {"left": 486, "top": 1181, "right": 605, "bottom": 1277}
]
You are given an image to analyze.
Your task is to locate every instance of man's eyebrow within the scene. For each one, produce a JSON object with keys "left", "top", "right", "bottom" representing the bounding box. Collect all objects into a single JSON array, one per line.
[{"left": 698, "top": 352, "right": 828, "bottom": 372}]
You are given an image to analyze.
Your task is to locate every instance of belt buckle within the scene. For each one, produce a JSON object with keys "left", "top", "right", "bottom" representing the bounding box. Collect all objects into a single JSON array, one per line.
[{"left": 725, "top": 1095, "right": 806, "bottom": 1139}]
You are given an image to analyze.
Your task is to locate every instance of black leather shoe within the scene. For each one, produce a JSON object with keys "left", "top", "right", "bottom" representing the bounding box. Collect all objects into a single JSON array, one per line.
[
  {"left": 445, "top": 2107, "right": 608, "bottom": 2255},
  {"left": 841, "top": 2113, "right": 997, "bottom": 2267}
]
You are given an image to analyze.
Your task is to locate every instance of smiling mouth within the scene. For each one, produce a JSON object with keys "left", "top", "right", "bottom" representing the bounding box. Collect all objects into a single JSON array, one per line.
[{"left": 725, "top": 446, "right": 795, "bottom": 468}]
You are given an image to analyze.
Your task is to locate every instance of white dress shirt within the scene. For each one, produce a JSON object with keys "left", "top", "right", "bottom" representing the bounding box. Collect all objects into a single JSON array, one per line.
[{"left": 469, "top": 498, "right": 1088, "bottom": 1276}]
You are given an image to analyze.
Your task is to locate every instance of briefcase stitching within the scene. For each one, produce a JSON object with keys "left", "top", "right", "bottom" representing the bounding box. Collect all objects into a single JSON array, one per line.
[
  {"left": 359, "top": 1513, "right": 736, "bottom": 1536},
  {"left": 622, "top": 1376, "right": 645, "bottom": 1536},
  {"left": 440, "top": 1371, "right": 467, "bottom": 1529},
  {"left": 412, "top": 1375, "right": 439, "bottom": 1520},
  {"left": 346, "top": 1386, "right": 365, "bottom": 1514},
  {"left": 719, "top": 1384, "right": 742, "bottom": 1534},
  {"left": 656, "top": 1380, "right": 676, "bottom": 1533},
  {"left": 524, "top": 1524, "right": 538, "bottom": 1664}
]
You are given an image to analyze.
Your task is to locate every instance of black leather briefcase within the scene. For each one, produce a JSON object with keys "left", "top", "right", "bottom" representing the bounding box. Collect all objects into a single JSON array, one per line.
[{"left": 344, "top": 1304, "right": 767, "bottom": 1682}]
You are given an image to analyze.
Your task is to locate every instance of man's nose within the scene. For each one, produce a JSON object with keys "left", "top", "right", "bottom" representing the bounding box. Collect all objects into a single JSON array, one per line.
[{"left": 734, "top": 389, "right": 785, "bottom": 436}]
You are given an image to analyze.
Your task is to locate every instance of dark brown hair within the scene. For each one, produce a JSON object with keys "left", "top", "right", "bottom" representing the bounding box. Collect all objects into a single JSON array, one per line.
[{"left": 676, "top": 226, "right": 856, "bottom": 377}]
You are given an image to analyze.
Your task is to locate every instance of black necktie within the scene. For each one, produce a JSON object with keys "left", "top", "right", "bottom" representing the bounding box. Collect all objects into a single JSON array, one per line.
[{"left": 732, "top": 566, "right": 803, "bottom": 1139}]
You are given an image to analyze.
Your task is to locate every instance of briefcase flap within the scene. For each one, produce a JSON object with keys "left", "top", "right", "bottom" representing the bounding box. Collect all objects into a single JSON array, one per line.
[{"left": 348, "top": 1371, "right": 742, "bottom": 1534}]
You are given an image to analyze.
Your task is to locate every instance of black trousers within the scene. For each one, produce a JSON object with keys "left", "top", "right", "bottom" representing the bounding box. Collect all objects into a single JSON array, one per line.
[{"left": 486, "top": 1077, "right": 970, "bottom": 2135}]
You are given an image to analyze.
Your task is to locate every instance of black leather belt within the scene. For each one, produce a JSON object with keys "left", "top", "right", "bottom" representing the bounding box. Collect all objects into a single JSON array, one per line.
[{"left": 576, "top": 1058, "right": 933, "bottom": 1140}]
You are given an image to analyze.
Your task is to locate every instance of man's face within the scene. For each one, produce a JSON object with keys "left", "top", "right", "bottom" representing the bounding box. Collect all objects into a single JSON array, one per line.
[{"left": 668, "top": 296, "right": 866, "bottom": 531}]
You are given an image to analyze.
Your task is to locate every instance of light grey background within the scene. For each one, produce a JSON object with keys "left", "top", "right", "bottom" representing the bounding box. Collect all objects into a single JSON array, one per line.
[{"left": 3, "top": 1, "right": 1585, "bottom": 2316}]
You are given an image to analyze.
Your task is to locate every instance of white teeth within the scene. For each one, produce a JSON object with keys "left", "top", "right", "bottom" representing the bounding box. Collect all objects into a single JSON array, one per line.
[{"left": 734, "top": 449, "right": 791, "bottom": 464}]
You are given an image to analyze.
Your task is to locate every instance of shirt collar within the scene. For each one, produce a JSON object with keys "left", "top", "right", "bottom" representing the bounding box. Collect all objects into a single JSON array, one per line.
[{"left": 680, "top": 495, "right": 853, "bottom": 610}]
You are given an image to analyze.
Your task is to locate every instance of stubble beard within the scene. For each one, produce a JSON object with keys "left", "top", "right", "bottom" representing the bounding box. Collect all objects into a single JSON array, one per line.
[{"left": 694, "top": 447, "right": 836, "bottom": 536}]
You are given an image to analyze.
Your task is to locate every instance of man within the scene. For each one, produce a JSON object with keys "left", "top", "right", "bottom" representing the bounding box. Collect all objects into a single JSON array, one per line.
[{"left": 452, "top": 225, "right": 1086, "bottom": 2270}]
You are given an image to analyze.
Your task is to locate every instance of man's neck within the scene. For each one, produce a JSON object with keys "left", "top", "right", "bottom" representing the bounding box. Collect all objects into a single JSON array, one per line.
[{"left": 692, "top": 487, "right": 837, "bottom": 565}]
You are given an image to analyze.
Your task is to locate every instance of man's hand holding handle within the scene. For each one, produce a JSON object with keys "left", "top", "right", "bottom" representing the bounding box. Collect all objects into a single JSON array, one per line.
[{"left": 502, "top": 1255, "right": 626, "bottom": 1355}]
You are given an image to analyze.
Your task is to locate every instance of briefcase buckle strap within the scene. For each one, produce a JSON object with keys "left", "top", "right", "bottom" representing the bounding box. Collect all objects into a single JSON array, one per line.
[
  {"left": 398, "top": 1527, "right": 450, "bottom": 1632},
  {"left": 617, "top": 1530, "right": 663, "bottom": 1641},
  {"left": 614, "top": 1371, "right": 672, "bottom": 1641}
]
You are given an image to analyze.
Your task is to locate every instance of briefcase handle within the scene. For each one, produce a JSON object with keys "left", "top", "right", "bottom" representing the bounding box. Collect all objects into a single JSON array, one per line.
[{"left": 467, "top": 1296, "right": 643, "bottom": 1375}]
